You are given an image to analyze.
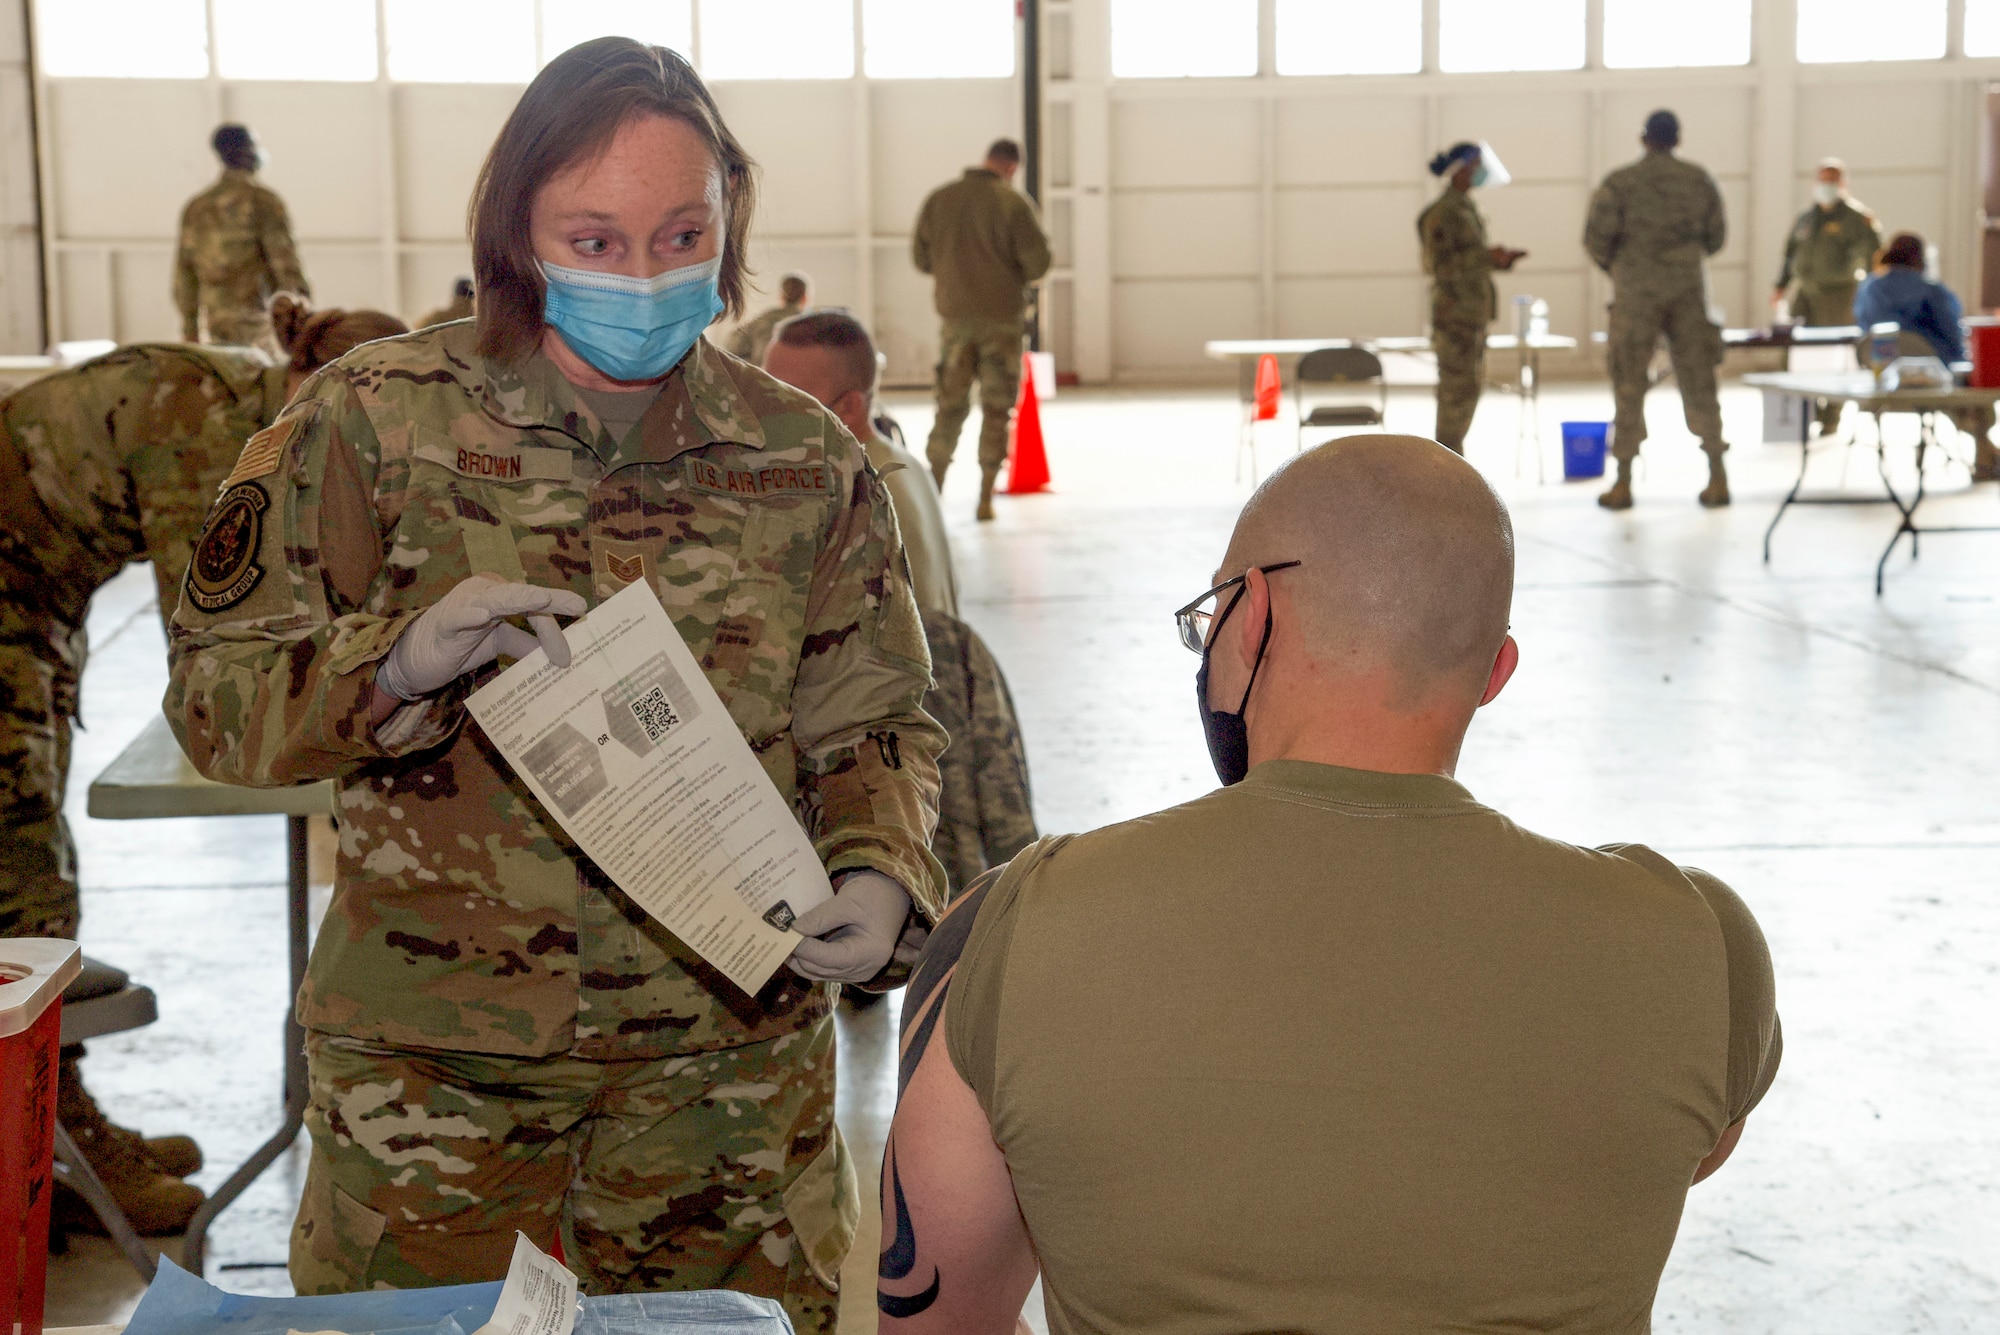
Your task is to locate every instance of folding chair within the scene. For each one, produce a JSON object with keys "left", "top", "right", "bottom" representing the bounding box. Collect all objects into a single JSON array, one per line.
[{"left": 1294, "top": 347, "right": 1386, "bottom": 452}]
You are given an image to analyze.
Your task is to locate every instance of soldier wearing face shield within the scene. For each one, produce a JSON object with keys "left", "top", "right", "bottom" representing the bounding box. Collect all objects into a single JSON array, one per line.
[{"left": 1418, "top": 143, "right": 1526, "bottom": 455}]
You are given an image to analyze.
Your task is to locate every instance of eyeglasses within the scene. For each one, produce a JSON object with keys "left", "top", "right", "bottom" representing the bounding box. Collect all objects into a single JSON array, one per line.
[{"left": 1173, "top": 561, "right": 1302, "bottom": 654}]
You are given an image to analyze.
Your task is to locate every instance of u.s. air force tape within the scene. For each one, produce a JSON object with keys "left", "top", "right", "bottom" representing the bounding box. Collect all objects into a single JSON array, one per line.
[{"left": 186, "top": 481, "right": 269, "bottom": 612}]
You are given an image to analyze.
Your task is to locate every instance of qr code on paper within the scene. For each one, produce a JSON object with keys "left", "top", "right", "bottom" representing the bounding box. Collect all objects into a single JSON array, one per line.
[{"left": 629, "top": 684, "right": 681, "bottom": 743}]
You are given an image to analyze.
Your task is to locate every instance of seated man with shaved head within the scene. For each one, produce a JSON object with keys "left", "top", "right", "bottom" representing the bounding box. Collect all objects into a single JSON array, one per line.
[{"left": 880, "top": 435, "right": 1782, "bottom": 1335}]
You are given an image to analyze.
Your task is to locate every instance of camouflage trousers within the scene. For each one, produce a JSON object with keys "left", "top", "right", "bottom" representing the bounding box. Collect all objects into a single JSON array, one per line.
[
  {"left": 1606, "top": 286, "right": 1727, "bottom": 462},
  {"left": 927, "top": 317, "right": 1023, "bottom": 483},
  {"left": 1431, "top": 318, "right": 1488, "bottom": 454},
  {"left": 1794, "top": 284, "right": 1859, "bottom": 434},
  {"left": 0, "top": 591, "right": 82, "bottom": 942},
  {"left": 294, "top": 1019, "right": 855, "bottom": 1334}
]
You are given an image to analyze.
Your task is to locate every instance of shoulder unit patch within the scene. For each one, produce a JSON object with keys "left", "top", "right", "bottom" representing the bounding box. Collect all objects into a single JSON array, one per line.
[{"left": 186, "top": 481, "right": 270, "bottom": 612}]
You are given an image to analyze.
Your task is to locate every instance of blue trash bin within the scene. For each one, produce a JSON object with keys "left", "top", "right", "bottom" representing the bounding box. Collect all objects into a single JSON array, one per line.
[{"left": 1560, "top": 422, "right": 1609, "bottom": 480}]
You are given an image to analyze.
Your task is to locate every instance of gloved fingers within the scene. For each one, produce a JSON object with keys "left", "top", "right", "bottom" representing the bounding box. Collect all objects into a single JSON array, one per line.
[
  {"left": 785, "top": 930, "right": 884, "bottom": 982},
  {"left": 527, "top": 614, "right": 573, "bottom": 668},
  {"left": 789, "top": 896, "right": 863, "bottom": 940},
  {"left": 484, "top": 622, "right": 541, "bottom": 664},
  {"left": 466, "top": 581, "right": 589, "bottom": 623}
]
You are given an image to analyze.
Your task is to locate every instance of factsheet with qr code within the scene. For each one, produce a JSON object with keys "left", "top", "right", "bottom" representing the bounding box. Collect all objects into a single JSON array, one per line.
[{"left": 465, "top": 578, "right": 832, "bottom": 995}]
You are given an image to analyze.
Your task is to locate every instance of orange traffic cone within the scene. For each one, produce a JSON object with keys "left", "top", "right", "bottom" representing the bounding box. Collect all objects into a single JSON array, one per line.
[
  {"left": 1252, "top": 353, "right": 1281, "bottom": 421},
  {"left": 1005, "top": 351, "right": 1051, "bottom": 495}
]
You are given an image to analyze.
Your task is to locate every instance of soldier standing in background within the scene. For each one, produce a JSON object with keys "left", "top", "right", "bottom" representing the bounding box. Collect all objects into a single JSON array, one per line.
[
  {"left": 1585, "top": 110, "right": 1731, "bottom": 511},
  {"left": 913, "top": 138, "right": 1051, "bottom": 521},
  {"left": 174, "top": 125, "right": 309, "bottom": 355},
  {"left": 726, "top": 271, "right": 811, "bottom": 366},
  {"left": 1418, "top": 141, "right": 1526, "bottom": 455},
  {"left": 0, "top": 296, "right": 405, "bottom": 1239},
  {"left": 1774, "top": 158, "right": 1881, "bottom": 436}
]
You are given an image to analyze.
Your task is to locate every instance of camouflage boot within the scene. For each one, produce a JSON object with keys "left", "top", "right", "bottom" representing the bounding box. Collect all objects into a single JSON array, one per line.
[
  {"left": 57, "top": 1057, "right": 205, "bottom": 1236},
  {"left": 1699, "top": 452, "right": 1731, "bottom": 508},
  {"left": 976, "top": 468, "right": 998, "bottom": 522},
  {"left": 1598, "top": 459, "right": 1634, "bottom": 510}
]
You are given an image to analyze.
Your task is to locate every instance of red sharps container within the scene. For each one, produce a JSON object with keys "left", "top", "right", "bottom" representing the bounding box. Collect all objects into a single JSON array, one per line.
[
  {"left": 1969, "top": 318, "right": 2000, "bottom": 388},
  {"left": 1, "top": 940, "right": 80, "bottom": 1335}
]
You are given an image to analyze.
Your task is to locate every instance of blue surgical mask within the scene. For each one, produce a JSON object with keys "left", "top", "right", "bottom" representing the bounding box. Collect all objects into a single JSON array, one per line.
[{"left": 540, "top": 256, "right": 724, "bottom": 382}]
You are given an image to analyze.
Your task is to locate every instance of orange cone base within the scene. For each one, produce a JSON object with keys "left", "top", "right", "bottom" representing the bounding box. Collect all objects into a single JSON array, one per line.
[{"left": 1005, "top": 351, "right": 1051, "bottom": 495}]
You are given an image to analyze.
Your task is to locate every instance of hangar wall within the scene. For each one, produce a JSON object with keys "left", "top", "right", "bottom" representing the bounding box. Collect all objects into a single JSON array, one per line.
[{"left": 22, "top": 0, "right": 2000, "bottom": 384}]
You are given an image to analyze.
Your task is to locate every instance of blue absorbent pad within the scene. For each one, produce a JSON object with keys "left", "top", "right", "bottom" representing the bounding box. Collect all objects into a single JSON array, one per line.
[{"left": 123, "top": 1258, "right": 794, "bottom": 1335}]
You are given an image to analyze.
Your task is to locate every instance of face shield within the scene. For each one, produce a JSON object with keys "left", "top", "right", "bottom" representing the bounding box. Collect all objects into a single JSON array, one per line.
[{"left": 1470, "top": 141, "right": 1511, "bottom": 189}]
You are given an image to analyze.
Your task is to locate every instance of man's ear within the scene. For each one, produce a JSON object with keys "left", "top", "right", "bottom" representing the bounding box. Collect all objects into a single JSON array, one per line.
[
  {"left": 1478, "top": 634, "right": 1519, "bottom": 707},
  {"left": 1234, "top": 567, "right": 1272, "bottom": 671},
  {"left": 833, "top": 388, "right": 872, "bottom": 438}
]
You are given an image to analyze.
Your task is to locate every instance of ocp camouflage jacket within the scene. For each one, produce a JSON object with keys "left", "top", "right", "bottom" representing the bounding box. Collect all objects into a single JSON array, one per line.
[
  {"left": 0, "top": 343, "right": 285, "bottom": 640},
  {"left": 1418, "top": 188, "right": 1497, "bottom": 326},
  {"left": 165, "top": 326, "right": 946, "bottom": 1059}
]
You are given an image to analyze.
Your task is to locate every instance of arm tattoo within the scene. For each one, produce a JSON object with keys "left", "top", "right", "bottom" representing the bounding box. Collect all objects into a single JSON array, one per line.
[
  {"left": 896, "top": 867, "right": 999, "bottom": 1098},
  {"left": 880, "top": 866, "right": 1003, "bottom": 1319},
  {"left": 877, "top": 1142, "right": 941, "bottom": 1317}
]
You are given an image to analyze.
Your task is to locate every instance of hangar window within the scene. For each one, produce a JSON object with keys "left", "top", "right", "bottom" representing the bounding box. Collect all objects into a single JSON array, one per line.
[
  {"left": 1964, "top": 0, "right": 2000, "bottom": 56},
  {"left": 865, "top": 0, "right": 1016, "bottom": 79},
  {"left": 700, "top": 0, "right": 856, "bottom": 79},
  {"left": 384, "top": 0, "right": 536, "bottom": 81},
  {"left": 541, "top": 0, "right": 694, "bottom": 64},
  {"left": 1111, "top": 0, "right": 1258, "bottom": 78},
  {"left": 1438, "top": 0, "right": 1584, "bottom": 73},
  {"left": 36, "top": 0, "right": 209, "bottom": 78},
  {"left": 1603, "top": 0, "right": 1750, "bottom": 68},
  {"left": 1277, "top": 0, "right": 1421, "bottom": 76},
  {"left": 1797, "top": 0, "right": 1945, "bottom": 62},
  {"left": 215, "top": 0, "right": 377, "bottom": 81}
]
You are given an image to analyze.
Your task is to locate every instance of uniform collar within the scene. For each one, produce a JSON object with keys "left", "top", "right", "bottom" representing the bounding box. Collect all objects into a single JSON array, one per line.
[
  {"left": 480, "top": 335, "right": 769, "bottom": 462},
  {"left": 1237, "top": 759, "right": 1482, "bottom": 813},
  {"left": 262, "top": 364, "right": 291, "bottom": 418},
  {"left": 965, "top": 167, "right": 1001, "bottom": 182}
]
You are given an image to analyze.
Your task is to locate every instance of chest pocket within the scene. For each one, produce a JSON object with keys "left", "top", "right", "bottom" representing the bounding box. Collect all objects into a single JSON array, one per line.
[{"left": 408, "top": 427, "right": 586, "bottom": 589}]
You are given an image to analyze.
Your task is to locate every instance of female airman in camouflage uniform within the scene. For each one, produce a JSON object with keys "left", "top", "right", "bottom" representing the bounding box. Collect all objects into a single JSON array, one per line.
[
  {"left": 0, "top": 295, "right": 404, "bottom": 1235},
  {"left": 1418, "top": 142, "right": 1524, "bottom": 455},
  {"left": 165, "top": 42, "right": 942, "bottom": 1330}
]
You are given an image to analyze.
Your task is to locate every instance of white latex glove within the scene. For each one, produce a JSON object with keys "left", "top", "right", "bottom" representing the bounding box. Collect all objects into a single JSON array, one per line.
[
  {"left": 786, "top": 871, "right": 914, "bottom": 984},
  {"left": 375, "top": 573, "right": 588, "bottom": 701}
]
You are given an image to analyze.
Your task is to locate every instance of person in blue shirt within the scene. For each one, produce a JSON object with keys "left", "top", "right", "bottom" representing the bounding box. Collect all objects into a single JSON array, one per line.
[{"left": 1855, "top": 231, "right": 1998, "bottom": 480}]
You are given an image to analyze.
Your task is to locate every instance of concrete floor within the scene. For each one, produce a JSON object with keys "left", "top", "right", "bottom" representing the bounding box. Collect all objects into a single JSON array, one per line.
[{"left": 43, "top": 376, "right": 2000, "bottom": 1332}]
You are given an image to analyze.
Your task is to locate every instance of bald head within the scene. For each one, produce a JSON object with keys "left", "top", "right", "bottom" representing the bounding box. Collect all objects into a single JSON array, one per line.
[{"left": 1223, "top": 435, "right": 1513, "bottom": 701}]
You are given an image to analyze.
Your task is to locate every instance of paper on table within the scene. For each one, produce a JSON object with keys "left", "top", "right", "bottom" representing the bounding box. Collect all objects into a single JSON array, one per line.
[
  {"left": 466, "top": 578, "right": 832, "bottom": 995},
  {"left": 469, "top": 1234, "right": 578, "bottom": 1335}
]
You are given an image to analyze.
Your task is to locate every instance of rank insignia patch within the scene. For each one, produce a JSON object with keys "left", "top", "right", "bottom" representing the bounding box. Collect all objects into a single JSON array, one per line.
[{"left": 187, "top": 482, "right": 270, "bottom": 612}]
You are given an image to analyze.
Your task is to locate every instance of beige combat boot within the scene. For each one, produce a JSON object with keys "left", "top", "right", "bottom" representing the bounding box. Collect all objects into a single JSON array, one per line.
[
  {"left": 1699, "top": 452, "right": 1731, "bottom": 508},
  {"left": 57, "top": 1061, "right": 205, "bottom": 1235},
  {"left": 976, "top": 469, "right": 998, "bottom": 522},
  {"left": 1597, "top": 458, "right": 1634, "bottom": 510}
]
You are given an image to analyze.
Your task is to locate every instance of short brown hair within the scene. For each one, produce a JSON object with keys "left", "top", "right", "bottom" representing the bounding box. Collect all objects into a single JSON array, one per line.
[
  {"left": 468, "top": 37, "right": 759, "bottom": 362},
  {"left": 773, "top": 309, "right": 877, "bottom": 400},
  {"left": 986, "top": 138, "right": 1022, "bottom": 165},
  {"left": 270, "top": 293, "right": 409, "bottom": 375},
  {"left": 1880, "top": 232, "right": 1925, "bottom": 270},
  {"left": 779, "top": 272, "right": 810, "bottom": 305}
]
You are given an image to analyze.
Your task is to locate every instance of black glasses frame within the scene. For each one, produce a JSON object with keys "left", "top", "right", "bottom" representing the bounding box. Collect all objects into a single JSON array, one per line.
[{"left": 1173, "top": 561, "right": 1302, "bottom": 654}]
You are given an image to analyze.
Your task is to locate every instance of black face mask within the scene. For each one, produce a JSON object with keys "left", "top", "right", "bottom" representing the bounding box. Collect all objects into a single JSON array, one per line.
[{"left": 1195, "top": 584, "right": 1275, "bottom": 787}]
